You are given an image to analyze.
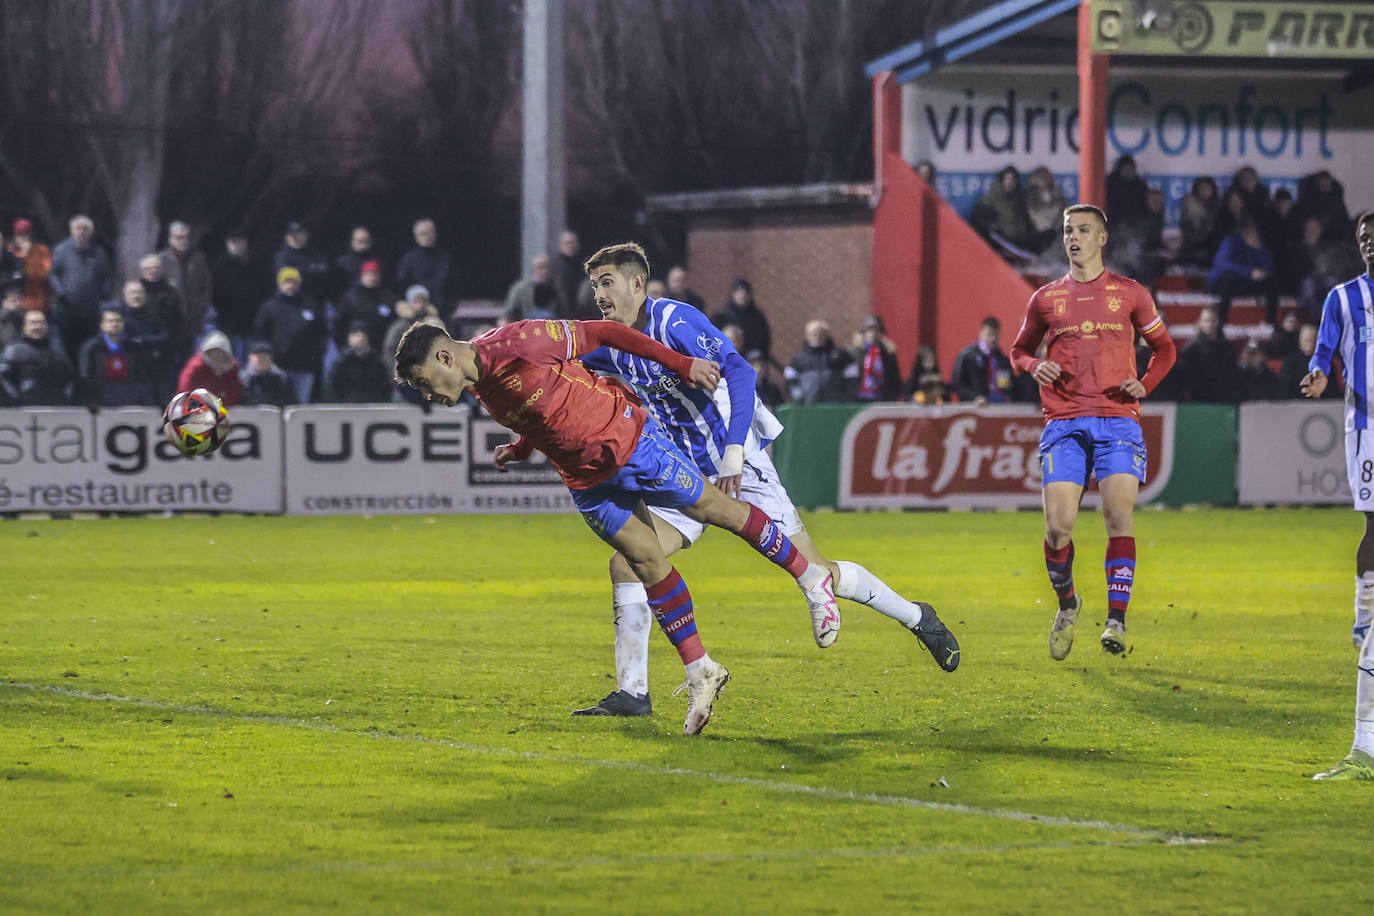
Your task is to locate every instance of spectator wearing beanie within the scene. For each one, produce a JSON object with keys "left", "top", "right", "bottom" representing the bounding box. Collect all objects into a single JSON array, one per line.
[
  {"left": 334, "top": 259, "right": 395, "bottom": 352},
  {"left": 252, "top": 266, "right": 324, "bottom": 403},
  {"left": 241, "top": 340, "right": 296, "bottom": 408}
]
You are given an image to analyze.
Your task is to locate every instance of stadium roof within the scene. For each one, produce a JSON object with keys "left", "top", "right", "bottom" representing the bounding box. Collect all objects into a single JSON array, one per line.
[
  {"left": 866, "top": 0, "right": 1374, "bottom": 88},
  {"left": 864, "top": 0, "right": 1081, "bottom": 84}
]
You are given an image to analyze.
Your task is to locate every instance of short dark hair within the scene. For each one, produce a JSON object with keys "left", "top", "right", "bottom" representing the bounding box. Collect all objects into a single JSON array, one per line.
[
  {"left": 1063, "top": 204, "right": 1108, "bottom": 230},
  {"left": 1356, "top": 210, "right": 1374, "bottom": 235},
  {"left": 981, "top": 316, "right": 1000, "bottom": 331},
  {"left": 393, "top": 321, "right": 449, "bottom": 385},
  {"left": 585, "top": 242, "right": 650, "bottom": 281}
]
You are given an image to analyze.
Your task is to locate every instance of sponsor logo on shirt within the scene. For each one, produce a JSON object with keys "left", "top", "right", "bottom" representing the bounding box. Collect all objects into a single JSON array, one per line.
[
  {"left": 501, "top": 386, "right": 545, "bottom": 426},
  {"left": 1059, "top": 319, "right": 1126, "bottom": 336},
  {"left": 697, "top": 332, "right": 721, "bottom": 358},
  {"left": 640, "top": 375, "right": 682, "bottom": 395}
]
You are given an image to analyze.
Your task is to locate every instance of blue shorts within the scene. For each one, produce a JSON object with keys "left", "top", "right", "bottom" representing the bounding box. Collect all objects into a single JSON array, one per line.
[
  {"left": 570, "top": 421, "right": 707, "bottom": 541},
  {"left": 1039, "top": 417, "right": 1147, "bottom": 487}
]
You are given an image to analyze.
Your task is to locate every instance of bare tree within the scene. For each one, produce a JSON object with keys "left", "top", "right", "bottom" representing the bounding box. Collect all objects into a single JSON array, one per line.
[
  {"left": 565, "top": 0, "right": 991, "bottom": 199},
  {"left": 159, "top": 0, "right": 369, "bottom": 242},
  {"left": 0, "top": 0, "right": 367, "bottom": 274},
  {"left": 356, "top": 0, "right": 524, "bottom": 291}
]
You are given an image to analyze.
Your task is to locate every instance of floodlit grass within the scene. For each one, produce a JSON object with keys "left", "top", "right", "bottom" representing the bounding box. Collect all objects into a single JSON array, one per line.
[{"left": 0, "top": 508, "right": 1369, "bottom": 913}]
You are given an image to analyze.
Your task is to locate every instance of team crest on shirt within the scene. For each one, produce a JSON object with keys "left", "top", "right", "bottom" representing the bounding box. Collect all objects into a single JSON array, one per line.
[
  {"left": 545, "top": 320, "right": 563, "bottom": 341},
  {"left": 502, "top": 374, "right": 522, "bottom": 393},
  {"left": 1107, "top": 296, "right": 1123, "bottom": 312},
  {"left": 1053, "top": 299, "right": 1066, "bottom": 316},
  {"left": 697, "top": 332, "right": 721, "bottom": 358},
  {"left": 1361, "top": 327, "right": 1372, "bottom": 343}
]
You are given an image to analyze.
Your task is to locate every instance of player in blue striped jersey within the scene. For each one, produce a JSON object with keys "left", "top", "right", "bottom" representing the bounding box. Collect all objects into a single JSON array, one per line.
[
  {"left": 567, "top": 242, "right": 960, "bottom": 717},
  {"left": 1304, "top": 209, "right": 1374, "bottom": 781}
]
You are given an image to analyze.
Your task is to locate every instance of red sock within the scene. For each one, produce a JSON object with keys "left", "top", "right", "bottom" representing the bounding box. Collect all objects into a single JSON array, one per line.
[
  {"left": 738, "top": 504, "right": 809, "bottom": 579},
  {"left": 646, "top": 568, "right": 704, "bottom": 664},
  {"left": 1105, "top": 536, "right": 1136, "bottom": 622},
  {"left": 1044, "top": 539, "right": 1075, "bottom": 607}
]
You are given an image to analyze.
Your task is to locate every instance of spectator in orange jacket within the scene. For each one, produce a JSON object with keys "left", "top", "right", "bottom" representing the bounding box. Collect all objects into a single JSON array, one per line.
[
  {"left": 7, "top": 219, "right": 50, "bottom": 313},
  {"left": 177, "top": 329, "right": 242, "bottom": 406}
]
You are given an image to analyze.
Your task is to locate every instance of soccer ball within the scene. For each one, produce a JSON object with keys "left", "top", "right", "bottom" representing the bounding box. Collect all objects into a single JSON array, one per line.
[{"left": 162, "top": 388, "right": 231, "bottom": 457}]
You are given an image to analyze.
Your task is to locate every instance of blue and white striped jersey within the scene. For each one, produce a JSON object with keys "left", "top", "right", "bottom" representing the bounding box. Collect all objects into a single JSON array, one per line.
[
  {"left": 580, "top": 297, "right": 782, "bottom": 476},
  {"left": 1312, "top": 272, "right": 1374, "bottom": 432}
]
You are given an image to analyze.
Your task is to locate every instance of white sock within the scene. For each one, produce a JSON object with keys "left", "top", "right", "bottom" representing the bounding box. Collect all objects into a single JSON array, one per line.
[
  {"left": 834, "top": 560, "right": 922, "bottom": 628},
  {"left": 797, "top": 561, "right": 827, "bottom": 591},
  {"left": 1355, "top": 573, "right": 1374, "bottom": 630},
  {"left": 685, "top": 653, "right": 713, "bottom": 675},
  {"left": 612, "top": 582, "right": 652, "bottom": 697},
  {"left": 1355, "top": 633, "right": 1374, "bottom": 756}
]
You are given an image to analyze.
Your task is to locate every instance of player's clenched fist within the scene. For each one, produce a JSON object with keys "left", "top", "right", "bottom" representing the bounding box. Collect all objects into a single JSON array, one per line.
[
  {"left": 1118, "top": 377, "right": 1147, "bottom": 399},
  {"left": 1300, "top": 369, "right": 1327, "bottom": 398},
  {"left": 1032, "top": 359, "right": 1063, "bottom": 385}
]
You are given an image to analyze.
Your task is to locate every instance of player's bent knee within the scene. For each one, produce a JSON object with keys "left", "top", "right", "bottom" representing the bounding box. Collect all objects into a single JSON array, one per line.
[
  {"left": 609, "top": 552, "right": 636, "bottom": 584},
  {"left": 1045, "top": 525, "right": 1074, "bottom": 547}
]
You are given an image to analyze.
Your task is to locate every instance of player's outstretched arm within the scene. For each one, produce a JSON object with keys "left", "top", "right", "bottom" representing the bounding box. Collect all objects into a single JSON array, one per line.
[{"left": 579, "top": 320, "right": 719, "bottom": 391}]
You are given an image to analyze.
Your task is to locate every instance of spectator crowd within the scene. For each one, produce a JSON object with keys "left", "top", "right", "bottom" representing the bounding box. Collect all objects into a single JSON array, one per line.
[
  {"left": 1, "top": 159, "right": 1364, "bottom": 414},
  {"left": 0, "top": 216, "right": 544, "bottom": 410},
  {"left": 963, "top": 159, "right": 1363, "bottom": 328}
]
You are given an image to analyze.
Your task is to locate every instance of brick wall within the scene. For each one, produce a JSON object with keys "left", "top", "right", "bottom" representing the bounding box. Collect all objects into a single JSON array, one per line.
[{"left": 683, "top": 207, "right": 874, "bottom": 369}]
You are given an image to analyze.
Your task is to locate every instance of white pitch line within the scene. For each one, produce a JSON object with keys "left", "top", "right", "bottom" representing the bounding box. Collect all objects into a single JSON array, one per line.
[
  {"left": 2, "top": 682, "right": 1212, "bottom": 845},
  {"left": 2, "top": 839, "right": 1160, "bottom": 883}
]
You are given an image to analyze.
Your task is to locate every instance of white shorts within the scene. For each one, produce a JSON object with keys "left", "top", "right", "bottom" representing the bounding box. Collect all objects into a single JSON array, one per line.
[
  {"left": 647, "top": 447, "right": 804, "bottom": 546},
  {"left": 1347, "top": 430, "right": 1374, "bottom": 512}
]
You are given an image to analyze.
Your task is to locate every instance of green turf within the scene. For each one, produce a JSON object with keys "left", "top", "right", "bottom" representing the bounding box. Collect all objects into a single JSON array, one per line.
[{"left": 0, "top": 508, "right": 1368, "bottom": 913}]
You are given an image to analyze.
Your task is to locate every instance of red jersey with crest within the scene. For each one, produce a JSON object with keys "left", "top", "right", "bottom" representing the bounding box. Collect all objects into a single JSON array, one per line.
[
  {"left": 1010, "top": 268, "right": 1173, "bottom": 421},
  {"left": 469, "top": 319, "right": 695, "bottom": 490}
]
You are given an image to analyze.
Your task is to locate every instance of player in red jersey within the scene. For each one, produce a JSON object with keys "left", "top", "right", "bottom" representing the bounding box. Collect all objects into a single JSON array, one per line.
[
  {"left": 393, "top": 317, "right": 842, "bottom": 734},
  {"left": 1010, "top": 204, "right": 1177, "bottom": 659}
]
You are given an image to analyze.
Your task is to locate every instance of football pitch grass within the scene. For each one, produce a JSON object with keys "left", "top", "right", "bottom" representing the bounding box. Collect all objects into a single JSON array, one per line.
[{"left": 1, "top": 507, "right": 1369, "bottom": 913}]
